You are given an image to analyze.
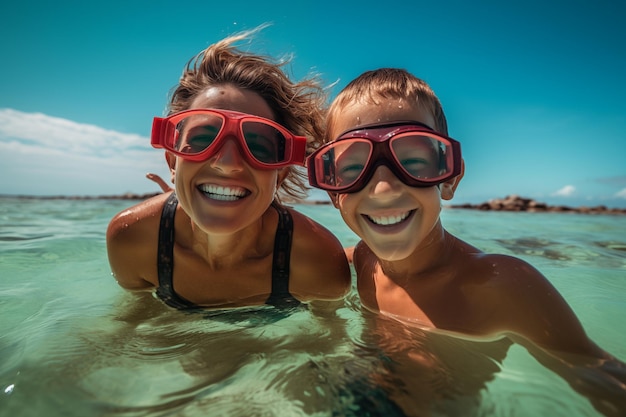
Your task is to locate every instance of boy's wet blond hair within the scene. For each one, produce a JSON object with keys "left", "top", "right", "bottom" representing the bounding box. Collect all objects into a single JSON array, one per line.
[
  {"left": 167, "top": 26, "right": 326, "bottom": 202},
  {"left": 325, "top": 68, "right": 448, "bottom": 142}
]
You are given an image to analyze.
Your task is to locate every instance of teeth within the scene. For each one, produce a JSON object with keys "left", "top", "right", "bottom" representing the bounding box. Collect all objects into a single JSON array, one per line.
[
  {"left": 367, "top": 211, "right": 410, "bottom": 226},
  {"left": 199, "top": 184, "right": 246, "bottom": 201}
]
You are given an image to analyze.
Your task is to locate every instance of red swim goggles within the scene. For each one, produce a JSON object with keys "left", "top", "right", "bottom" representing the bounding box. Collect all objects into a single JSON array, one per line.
[
  {"left": 307, "top": 121, "right": 462, "bottom": 193},
  {"left": 151, "top": 109, "right": 307, "bottom": 169}
]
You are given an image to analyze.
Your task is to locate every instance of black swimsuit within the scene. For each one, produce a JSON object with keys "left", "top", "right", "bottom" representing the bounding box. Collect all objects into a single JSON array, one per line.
[{"left": 155, "top": 192, "right": 300, "bottom": 310}]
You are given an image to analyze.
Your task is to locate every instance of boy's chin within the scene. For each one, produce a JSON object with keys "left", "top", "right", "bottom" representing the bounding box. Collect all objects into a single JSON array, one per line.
[{"left": 369, "top": 243, "right": 414, "bottom": 262}]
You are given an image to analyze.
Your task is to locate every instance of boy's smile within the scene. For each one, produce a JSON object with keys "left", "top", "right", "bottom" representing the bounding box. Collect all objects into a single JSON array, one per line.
[{"left": 365, "top": 208, "right": 415, "bottom": 227}]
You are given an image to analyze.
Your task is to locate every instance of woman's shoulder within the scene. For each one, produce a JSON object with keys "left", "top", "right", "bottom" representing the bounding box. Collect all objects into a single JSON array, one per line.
[
  {"left": 107, "top": 192, "right": 171, "bottom": 242},
  {"left": 283, "top": 206, "right": 351, "bottom": 300},
  {"left": 287, "top": 206, "right": 337, "bottom": 238},
  {"left": 106, "top": 193, "right": 173, "bottom": 290},
  {"left": 286, "top": 206, "right": 349, "bottom": 258}
]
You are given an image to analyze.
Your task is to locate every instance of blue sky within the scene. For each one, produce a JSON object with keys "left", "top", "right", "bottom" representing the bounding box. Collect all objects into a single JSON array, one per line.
[{"left": 1, "top": 0, "right": 625, "bottom": 207}]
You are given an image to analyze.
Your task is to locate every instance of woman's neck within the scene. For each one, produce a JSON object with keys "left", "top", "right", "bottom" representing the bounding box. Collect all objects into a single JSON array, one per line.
[{"left": 183, "top": 208, "right": 277, "bottom": 270}]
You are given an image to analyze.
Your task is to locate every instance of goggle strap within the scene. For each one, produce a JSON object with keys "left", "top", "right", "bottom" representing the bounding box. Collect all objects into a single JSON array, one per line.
[
  {"left": 291, "top": 136, "right": 307, "bottom": 165},
  {"left": 151, "top": 117, "right": 165, "bottom": 148}
]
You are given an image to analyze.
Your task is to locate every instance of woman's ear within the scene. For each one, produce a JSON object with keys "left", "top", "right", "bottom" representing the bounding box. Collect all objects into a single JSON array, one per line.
[
  {"left": 327, "top": 192, "right": 340, "bottom": 208},
  {"left": 441, "top": 159, "right": 465, "bottom": 201},
  {"left": 276, "top": 167, "right": 289, "bottom": 186},
  {"left": 165, "top": 152, "right": 176, "bottom": 184}
]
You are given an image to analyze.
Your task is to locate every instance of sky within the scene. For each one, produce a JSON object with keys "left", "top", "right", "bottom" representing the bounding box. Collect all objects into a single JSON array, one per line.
[{"left": 1, "top": 0, "right": 625, "bottom": 208}]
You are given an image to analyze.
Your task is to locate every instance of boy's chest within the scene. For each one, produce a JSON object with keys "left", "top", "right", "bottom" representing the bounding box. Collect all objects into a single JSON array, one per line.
[{"left": 359, "top": 266, "right": 495, "bottom": 333}]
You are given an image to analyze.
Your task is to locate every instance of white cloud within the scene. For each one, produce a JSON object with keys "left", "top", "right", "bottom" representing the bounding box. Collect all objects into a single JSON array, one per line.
[
  {"left": 0, "top": 108, "right": 147, "bottom": 154},
  {"left": 552, "top": 185, "right": 576, "bottom": 197},
  {"left": 0, "top": 108, "right": 170, "bottom": 195},
  {"left": 615, "top": 188, "right": 626, "bottom": 199}
]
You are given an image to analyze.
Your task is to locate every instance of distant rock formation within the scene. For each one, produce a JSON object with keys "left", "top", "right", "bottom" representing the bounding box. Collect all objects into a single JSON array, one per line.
[
  {"left": 448, "top": 194, "right": 626, "bottom": 215},
  {"left": 3, "top": 192, "right": 161, "bottom": 200},
  {"left": 3, "top": 192, "right": 624, "bottom": 214}
]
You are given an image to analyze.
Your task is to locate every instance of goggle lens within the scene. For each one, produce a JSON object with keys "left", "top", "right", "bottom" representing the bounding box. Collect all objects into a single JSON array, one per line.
[
  {"left": 173, "top": 113, "right": 222, "bottom": 154},
  {"left": 389, "top": 133, "right": 454, "bottom": 181},
  {"left": 241, "top": 121, "right": 286, "bottom": 164},
  {"left": 314, "top": 140, "right": 372, "bottom": 190}
]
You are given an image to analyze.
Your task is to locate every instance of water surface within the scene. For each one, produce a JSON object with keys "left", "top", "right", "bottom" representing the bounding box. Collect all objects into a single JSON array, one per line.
[{"left": 1, "top": 197, "right": 624, "bottom": 416}]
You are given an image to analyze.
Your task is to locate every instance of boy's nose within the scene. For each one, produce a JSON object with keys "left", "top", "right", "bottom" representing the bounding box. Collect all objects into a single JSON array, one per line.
[
  {"left": 209, "top": 138, "right": 245, "bottom": 172},
  {"left": 368, "top": 166, "right": 403, "bottom": 199}
]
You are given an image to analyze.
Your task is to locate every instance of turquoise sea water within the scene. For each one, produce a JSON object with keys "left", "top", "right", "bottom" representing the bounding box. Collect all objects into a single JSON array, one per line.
[{"left": 0, "top": 196, "right": 625, "bottom": 417}]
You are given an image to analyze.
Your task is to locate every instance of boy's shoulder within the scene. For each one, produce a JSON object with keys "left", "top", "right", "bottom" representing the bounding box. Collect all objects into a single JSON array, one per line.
[
  {"left": 445, "top": 234, "right": 539, "bottom": 278},
  {"left": 464, "top": 251, "right": 543, "bottom": 281}
]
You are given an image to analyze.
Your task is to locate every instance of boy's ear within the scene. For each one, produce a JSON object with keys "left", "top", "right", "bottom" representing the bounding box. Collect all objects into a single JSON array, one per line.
[
  {"left": 441, "top": 159, "right": 465, "bottom": 201},
  {"left": 165, "top": 152, "right": 177, "bottom": 184}
]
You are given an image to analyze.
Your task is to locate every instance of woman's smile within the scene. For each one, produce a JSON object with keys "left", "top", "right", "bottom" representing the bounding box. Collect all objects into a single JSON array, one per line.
[{"left": 198, "top": 183, "right": 250, "bottom": 201}]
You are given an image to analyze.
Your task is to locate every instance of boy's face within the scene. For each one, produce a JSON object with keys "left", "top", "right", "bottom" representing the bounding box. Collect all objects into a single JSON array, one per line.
[{"left": 330, "top": 99, "right": 460, "bottom": 261}]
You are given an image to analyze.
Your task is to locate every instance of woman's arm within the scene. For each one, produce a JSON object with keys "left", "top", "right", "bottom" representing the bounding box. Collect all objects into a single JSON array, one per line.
[{"left": 106, "top": 196, "right": 166, "bottom": 290}]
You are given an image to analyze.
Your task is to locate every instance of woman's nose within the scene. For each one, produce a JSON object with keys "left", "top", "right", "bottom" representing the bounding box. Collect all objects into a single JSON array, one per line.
[{"left": 209, "top": 138, "right": 245, "bottom": 173}]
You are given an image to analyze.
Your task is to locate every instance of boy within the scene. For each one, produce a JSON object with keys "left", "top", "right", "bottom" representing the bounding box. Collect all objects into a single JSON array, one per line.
[{"left": 307, "top": 68, "right": 625, "bottom": 416}]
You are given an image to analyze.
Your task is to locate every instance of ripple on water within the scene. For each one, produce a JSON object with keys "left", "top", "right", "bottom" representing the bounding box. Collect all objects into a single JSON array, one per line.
[
  {"left": 479, "top": 346, "right": 598, "bottom": 417},
  {"left": 595, "top": 240, "right": 626, "bottom": 254}
]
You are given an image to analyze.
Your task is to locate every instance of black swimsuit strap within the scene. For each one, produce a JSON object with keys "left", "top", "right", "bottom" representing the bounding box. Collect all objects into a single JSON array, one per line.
[
  {"left": 156, "top": 194, "right": 299, "bottom": 309},
  {"left": 155, "top": 192, "right": 195, "bottom": 308},
  {"left": 266, "top": 201, "right": 295, "bottom": 305}
]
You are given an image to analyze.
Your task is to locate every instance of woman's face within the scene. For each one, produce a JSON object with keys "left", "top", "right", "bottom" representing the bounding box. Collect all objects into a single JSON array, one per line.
[{"left": 168, "top": 84, "right": 283, "bottom": 235}]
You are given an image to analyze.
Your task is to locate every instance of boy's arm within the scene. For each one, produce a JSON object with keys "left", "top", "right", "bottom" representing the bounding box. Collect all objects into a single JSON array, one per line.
[
  {"left": 515, "top": 336, "right": 626, "bottom": 417},
  {"left": 490, "top": 254, "right": 626, "bottom": 416}
]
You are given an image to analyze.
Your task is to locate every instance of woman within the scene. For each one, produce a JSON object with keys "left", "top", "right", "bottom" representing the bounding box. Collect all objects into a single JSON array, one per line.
[{"left": 106, "top": 28, "right": 350, "bottom": 310}]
